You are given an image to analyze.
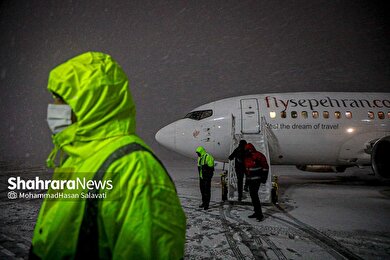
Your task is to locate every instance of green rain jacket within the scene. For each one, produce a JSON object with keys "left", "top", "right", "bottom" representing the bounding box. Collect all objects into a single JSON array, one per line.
[
  {"left": 31, "top": 52, "right": 186, "bottom": 259},
  {"left": 196, "top": 146, "right": 214, "bottom": 179}
]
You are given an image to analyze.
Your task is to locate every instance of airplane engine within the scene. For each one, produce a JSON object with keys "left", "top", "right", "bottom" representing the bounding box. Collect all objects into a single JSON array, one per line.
[{"left": 371, "top": 136, "right": 390, "bottom": 178}]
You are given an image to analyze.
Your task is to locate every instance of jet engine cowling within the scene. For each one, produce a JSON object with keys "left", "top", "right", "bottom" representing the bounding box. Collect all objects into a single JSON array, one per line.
[{"left": 371, "top": 136, "right": 390, "bottom": 178}]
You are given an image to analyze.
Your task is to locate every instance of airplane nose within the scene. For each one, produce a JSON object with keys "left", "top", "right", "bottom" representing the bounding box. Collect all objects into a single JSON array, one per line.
[{"left": 155, "top": 123, "right": 176, "bottom": 151}]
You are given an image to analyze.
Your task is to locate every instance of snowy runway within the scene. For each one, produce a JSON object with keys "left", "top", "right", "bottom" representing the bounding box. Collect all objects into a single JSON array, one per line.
[{"left": 1, "top": 161, "right": 389, "bottom": 259}]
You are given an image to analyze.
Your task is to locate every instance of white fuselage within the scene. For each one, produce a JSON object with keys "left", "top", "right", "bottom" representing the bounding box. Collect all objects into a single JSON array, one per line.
[{"left": 156, "top": 92, "right": 390, "bottom": 167}]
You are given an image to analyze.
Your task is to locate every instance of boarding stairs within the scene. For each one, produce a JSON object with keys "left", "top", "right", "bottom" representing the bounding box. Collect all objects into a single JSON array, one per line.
[{"left": 227, "top": 116, "right": 273, "bottom": 203}]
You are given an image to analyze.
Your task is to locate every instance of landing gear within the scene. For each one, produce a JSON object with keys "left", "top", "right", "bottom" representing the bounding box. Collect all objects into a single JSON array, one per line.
[
  {"left": 221, "top": 171, "right": 228, "bottom": 201},
  {"left": 271, "top": 176, "right": 279, "bottom": 204}
]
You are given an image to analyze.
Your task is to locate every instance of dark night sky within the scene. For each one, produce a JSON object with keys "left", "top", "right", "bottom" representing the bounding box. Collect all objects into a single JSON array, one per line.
[{"left": 0, "top": 0, "right": 389, "bottom": 163}]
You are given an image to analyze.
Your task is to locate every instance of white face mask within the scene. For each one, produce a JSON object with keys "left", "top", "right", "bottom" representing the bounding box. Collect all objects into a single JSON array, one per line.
[{"left": 47, "top": 104, "right": 72, "bottom": 134}]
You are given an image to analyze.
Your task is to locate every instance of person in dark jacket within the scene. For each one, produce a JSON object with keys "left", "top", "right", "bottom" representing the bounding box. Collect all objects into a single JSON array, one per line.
[
  {"left": 196, "top": 146, "right": 215, "bottom": 210},
  {"left": 228, "top": 140, "right": 247, "bottom": 201},
  {"left": 244, "top": 143, "right": 269, "bottom": 221}
]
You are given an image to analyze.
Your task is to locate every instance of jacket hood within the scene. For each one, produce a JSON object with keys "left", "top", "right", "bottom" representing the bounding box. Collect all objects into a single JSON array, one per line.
[
  {"left": 245, "top": 143, "right": 256, "bottom": 152},
  {"left": 46, "top": 52, "right": 136, "bottom": 166},
  {"left": 196, "top": 146, "right": 206, "bottom": 156},
  {"left": 239, "top": 140, "right": 247, "bottom": 148},
  {"left": 48, "top": 52, "right": 136, "bottom": 142}
]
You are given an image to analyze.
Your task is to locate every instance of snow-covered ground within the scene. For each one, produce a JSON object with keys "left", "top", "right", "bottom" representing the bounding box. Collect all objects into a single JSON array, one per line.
[
  {"left": 1, "top": 160, "right": 389, "bottom": 259},
  {"left": 166, "top": 161, "right": 390, "bottom": 259}
]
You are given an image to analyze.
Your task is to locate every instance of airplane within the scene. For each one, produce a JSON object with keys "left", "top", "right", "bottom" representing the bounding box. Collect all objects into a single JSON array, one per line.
[{"left": 155, "top": 92, "right": 390, "bottom": 178}]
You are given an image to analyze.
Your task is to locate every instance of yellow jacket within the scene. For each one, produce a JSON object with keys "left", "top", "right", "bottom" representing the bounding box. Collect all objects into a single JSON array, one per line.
[{"left": 31, "top": 52, "right": 186, "bottom": 259}]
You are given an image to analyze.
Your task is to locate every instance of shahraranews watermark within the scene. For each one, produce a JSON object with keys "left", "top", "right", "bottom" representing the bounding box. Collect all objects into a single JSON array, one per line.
[
  {"left": 8, "top": 176, "right": 113, "bottom": 190},
  {"left": 7, "top": 176, "right": 114, "bottom": 200},
  {"left": 7, "top": 190, "right": 106, "bottom": 200}
]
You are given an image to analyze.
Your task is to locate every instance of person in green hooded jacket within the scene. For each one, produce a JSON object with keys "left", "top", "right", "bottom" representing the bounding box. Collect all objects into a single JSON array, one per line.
[
  {"left": 30, "top": 52, "right": 186, "bottom": 259},
  {"left": 196, "top": 146, "right": 214, "bottom": 210}
]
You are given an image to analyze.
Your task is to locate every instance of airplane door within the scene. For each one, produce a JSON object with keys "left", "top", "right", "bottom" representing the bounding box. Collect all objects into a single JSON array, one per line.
[{"left": 240, "top": 98, "right": 260, "bottom": 134}]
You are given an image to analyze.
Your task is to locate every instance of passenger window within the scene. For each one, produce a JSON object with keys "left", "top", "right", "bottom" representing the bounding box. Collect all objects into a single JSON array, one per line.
[
  {"left": 335, "top": 111, "right": 341, "bottom": 119},
  {"left": 323, "top": 111, "right": 329, "bottom": 119},
  {"left": 291, "top": 111, "right": 298, "bottom": 119},
  {"left": 368, "top": 111, "right": 374, "bottom": 119},
  {"left": 378, "top": 112, "right": 385, "bottom": 120},
  {"left": 312, "top": 111, "right": 319, "bottom": 119},
  {"left": 345, "top": 111, "right": 352, "bottom": 119},
  {"left": 184, "top": 110, "right": 213, "bottom": 120},
  {"left": 281, "top": 111, "right": 287, "bottom": 118},
  {"left": 301, "top": 111, "right": 308, "bottom": 119},
  {"left": 270, "top": 111, "right": 276, "bottom": 119},
  {"left": 388, "top": 112, "right": 390, "bottom": 119}
]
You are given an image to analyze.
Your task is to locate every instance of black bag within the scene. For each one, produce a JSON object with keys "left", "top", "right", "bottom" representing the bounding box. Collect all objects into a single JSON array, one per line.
[{"left": 260, "top": 170, "right": 269, "bottom": 184}]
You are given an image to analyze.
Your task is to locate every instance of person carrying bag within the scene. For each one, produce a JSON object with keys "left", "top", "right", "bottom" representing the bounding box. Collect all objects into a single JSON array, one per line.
[{"left": 244, "top": 143, "right": 269, "bottom": 221}]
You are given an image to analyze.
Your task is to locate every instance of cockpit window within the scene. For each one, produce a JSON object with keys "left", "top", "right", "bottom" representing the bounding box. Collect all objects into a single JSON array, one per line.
[{"left": 184, "top": 110, "right": 213, "bottom": 120}]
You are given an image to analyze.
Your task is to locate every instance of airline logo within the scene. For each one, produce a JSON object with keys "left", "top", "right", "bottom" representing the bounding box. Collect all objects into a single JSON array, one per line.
[{"left": 265, "top": 96, "right": 390, "bottom": 111}]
